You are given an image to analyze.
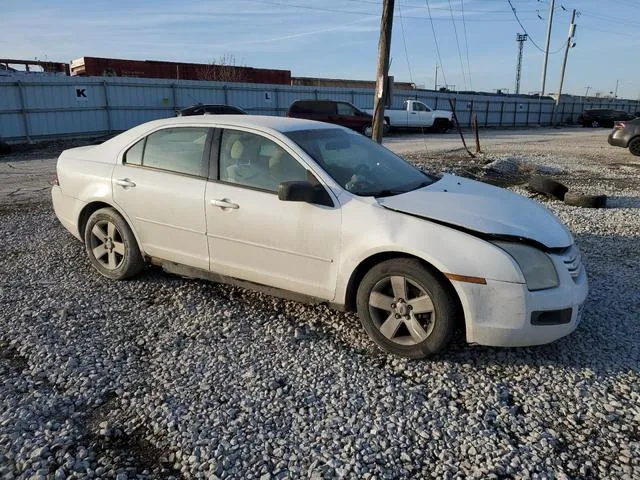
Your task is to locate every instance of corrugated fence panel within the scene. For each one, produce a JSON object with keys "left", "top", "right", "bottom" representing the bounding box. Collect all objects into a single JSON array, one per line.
[{"left": 2, "top": 75, "right": 640, "bottom": 142}]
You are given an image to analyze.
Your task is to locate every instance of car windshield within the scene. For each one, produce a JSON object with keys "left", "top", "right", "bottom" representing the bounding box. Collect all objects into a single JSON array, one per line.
[{"left": 286, "top": 128, "right": 435, "bottom": 197}]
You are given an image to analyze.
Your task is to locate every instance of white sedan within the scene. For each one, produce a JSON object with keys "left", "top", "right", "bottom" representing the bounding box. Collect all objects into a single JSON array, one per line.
[{"left": 52, "top": 116, "right": 588, "bottom": 358}]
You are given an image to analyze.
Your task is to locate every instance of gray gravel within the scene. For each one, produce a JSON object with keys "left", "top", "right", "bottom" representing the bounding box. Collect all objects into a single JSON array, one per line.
[{"left": 1, "top": 129, "right": 639, "bottom": 479}]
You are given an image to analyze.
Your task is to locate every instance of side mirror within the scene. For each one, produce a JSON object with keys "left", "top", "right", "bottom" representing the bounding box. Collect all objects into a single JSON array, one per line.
[{"left": 278, "top": 181, "right": 316, "bottom": 203}]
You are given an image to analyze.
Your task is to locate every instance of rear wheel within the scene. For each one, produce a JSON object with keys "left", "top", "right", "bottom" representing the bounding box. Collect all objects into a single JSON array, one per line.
[
  {"left": 591, "top": 120, "right": 600, "bottom": 128},
  {"left": 362, "top": 123, "right": 373, "bottom": 137},
  {"left": 356, "top": 258, "right": 458, "bottom": 358},
  {"left": 84, "top": 207, "right": 145, "bottom": 280},
  {"left": 629, "top": 137, "right": 640, "bottom": 156}
]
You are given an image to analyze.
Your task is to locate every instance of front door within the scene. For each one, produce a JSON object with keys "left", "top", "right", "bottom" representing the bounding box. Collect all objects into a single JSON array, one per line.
[
  {"left": 205, "top": 128, "right": 341, "bottom": 300},
  {"left": 112, "top": 126, "right": 211, "bottom": 270}
]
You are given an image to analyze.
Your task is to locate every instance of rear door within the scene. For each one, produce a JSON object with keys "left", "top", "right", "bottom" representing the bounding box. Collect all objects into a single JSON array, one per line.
[
  {"left": 112, "top": 126, "right": 212, "bottom": 270},
  {"left": 204, "top": 127, "right": 341, "bottom": 299}
]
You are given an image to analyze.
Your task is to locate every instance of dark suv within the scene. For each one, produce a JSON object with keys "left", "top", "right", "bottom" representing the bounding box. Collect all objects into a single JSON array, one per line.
[
  {"left": 287, "top": 100, "right": 379, "bottom": 136},
  {"left": 176, "top": 104, "right": 247, "bottom": 116},
  {"left": 578, "top": 109, "right": 635, "bottom": 128},
  {"left": 608, "top": 118, "right": 640, "bottom": 156}
]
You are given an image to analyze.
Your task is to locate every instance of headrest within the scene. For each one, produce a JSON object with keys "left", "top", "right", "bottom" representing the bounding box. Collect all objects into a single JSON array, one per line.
[{"left": 230, "top": 140, "right": 244, "bottom": 160}]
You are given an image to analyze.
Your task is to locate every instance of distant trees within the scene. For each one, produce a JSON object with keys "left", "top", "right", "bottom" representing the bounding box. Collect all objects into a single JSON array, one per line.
[{"left": 196, "top": 54, "right": 246, "bottom": 82}]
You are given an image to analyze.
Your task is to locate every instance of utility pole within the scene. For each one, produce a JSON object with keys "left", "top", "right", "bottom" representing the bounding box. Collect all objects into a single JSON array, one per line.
[
  {"left": 584, "top": 86, "right": 591, "bottom": 98},
  {"left": 515, "top": 33, "right": 528, "bottom": 94},
  {"left": 555, "top": 9, "right": 577, "bottom": 107},
  {"left": 540, "top": 0, "right": 555, "bottom": 97},
  {"left": 372, "top": 0, "right": 394, "bottom": 144},
  {"left": 434, "top": 64, "right": 438, "bottom": 90},
  {"left": 614, "top": 79, "right": 619, "bottom": 98}
]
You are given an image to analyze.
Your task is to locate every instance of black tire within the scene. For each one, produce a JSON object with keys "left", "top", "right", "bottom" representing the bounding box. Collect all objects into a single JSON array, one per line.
[
  {"left": 433, "top": 118, "right": 450, "bottom": 133},
  {"left": 0, "top": 141, "right": 11, "bottom": 155},
  {"left": 628, "top": 137, "right": 640, "bottom": 157},
  {"left": 356, "top": 258, "right": 459, "bottom": 359},
  {"left": 84, "top": 207, "right": 145, "bottom": 280},
  {"left": 362, "top": 123, "right": 373, "bottom": 137},
  {"left": 527, "top": 176, "right": 569, "bottom": 200},
  {"left": 564, "top": 193, "right": 607, "bottom": 208}
]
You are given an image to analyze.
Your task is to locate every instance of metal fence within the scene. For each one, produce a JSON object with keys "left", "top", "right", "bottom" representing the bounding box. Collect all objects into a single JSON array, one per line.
[{"left": 1, "top": 75, "right": 639, "bottom": 143}]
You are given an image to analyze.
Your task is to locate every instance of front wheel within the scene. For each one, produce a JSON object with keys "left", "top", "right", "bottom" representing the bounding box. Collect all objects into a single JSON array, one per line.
[
  {"left": 629, "top": 137, "right": 640, "bottom": 156},
  {"left": 84, "top": 207, "right": 145, "bottom": 280},
  {"left": 433, "top": 119, "right": 450, "bottom": 133},
  {"left": 356, "top": 258, "right": 459, "bottom": 358}
]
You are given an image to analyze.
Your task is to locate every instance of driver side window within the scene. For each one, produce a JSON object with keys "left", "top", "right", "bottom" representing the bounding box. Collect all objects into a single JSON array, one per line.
[{"left": 218, "top": 129, "right": 310, "bottom": 192}]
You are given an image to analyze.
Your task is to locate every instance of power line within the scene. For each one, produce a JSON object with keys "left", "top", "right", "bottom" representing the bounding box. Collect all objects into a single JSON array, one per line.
[
  {"left": 397, "top": 3, "right": 414, "bottom": 85},
  {"left": 505, "top": 0, "right": 547, "bottom": 52},
  {"left": 460, "top": 0, "right": 473, "bottom": 91},
  {"left": 448, "top": 0, "right": 468, "bottom": 90},
  {"left": 247, "top": 0, "right": 540, "bottom": 22},
  {"left": 424, "top": 0, "right": 448, "bottom": 88}
]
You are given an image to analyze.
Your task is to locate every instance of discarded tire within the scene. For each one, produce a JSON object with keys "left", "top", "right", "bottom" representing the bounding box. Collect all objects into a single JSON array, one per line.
[
  {"left": 527, "top": 176, "right": 569, "bottom": 200},
  {"left": 564, "top": 193, "right": 607, "bottom": 208},
  {"left": 0, "top": 141, "right": 11, "bottom": 155}
]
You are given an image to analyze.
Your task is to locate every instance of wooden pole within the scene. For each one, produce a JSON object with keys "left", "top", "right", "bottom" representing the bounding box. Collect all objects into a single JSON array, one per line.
[
  {"left": 372, "top": 0, "right": 394, "bottom": 144},
  {"left": 448, "top": 98, "right": 474, "bottom": 158}
]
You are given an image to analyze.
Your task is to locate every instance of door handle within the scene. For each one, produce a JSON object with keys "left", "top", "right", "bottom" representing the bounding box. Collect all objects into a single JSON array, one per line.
[
  {"left": 115, "top": 178, "right": 136, "bottom": 188},
  {"left": 210, "top": 199, "right": 239, "bottom": 210}
]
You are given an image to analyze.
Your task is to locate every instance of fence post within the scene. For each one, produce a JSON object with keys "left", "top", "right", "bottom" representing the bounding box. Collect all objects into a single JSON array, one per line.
[
  {"left": 222, "top": 85, "right": 229, "bottom": 105},
  {"left": 314, "top": 89, "right": 319, "bottom": 100},
  {"left": 560, "top": 103, "right": 566, "bottom": 123},
  {"left": 484, "top": 101, "right": 490, "bottom": 127},
  {"left": 571, "top": 102, "right": 576, "bottom": 124},
  {"left": 499, "top": 101, "right": 504, "bottom": 127},
  {"left": 171, "top": 83, "right": 178, "bottom": 110},
  {"left": 513, "top": 102, "right": 517, "bottom": 127},
  {"left": 538, "top": 101, "right": 543, "bottom": 125},
  {"left": 16, "top": 80, "right": 31, "bottom": 143},
  {"left": 103, "top": 80, "right": 112, "bottom": 133},
  {"left": 468, "top": 100, "right": 474, "bottom": 129},
  {"left": 274, "top": 87, "right": 280, "bottom": 116},
  {"left": 351, "top": 90, "right": 356, "bottom": 105},
  {"left": 525, "top": 102, "right": 531, "bottom": 126},
  {"left": 434, "top": 96, "right": 439, "bottom": 109}
]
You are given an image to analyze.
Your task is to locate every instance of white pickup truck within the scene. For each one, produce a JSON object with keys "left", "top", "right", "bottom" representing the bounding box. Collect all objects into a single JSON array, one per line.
[{"left": 365, "top": 100, "right": 454, "bottom": 132}]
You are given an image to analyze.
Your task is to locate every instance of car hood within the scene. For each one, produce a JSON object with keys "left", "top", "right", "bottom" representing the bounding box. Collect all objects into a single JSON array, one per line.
[{"left": 377, "top": 174, "right": 573, "bottom": 249}]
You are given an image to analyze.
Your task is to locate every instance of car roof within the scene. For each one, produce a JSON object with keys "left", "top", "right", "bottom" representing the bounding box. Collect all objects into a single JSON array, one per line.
[{"left": 147, "top": 115, "right": 334, "bottom": 132}]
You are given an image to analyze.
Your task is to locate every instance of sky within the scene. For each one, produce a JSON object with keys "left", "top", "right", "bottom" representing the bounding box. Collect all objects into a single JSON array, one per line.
[{"left": 2, "top": 0, "right": 639, "bottom": 99}]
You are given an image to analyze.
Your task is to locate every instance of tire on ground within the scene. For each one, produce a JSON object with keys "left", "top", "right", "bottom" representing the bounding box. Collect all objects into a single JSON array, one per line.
[
  {"left": 527, "top": 176, "right": 569, "bottom": 200},
  {"left": 564, "top": 193, "right": 607, "bottom": 208},
  {"left": 433, "top": 118, "right": 450, "bottom": 133},
  {"left": 84, "top": 207, "right": 145, "bottom": 280},
  {"left": 0, "top": 141, "right": 11, "bottom": 155},
  {"left": 628, "top": 137, "right": 640, "bottom": 156},
  {"left": 356, "top": 258, "right": 459, "bottom": 359}
]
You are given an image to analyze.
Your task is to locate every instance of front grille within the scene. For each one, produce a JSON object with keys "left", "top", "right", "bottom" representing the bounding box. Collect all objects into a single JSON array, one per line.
[{"left": 562, "top": 246, "right": 582, "bottom": 281}]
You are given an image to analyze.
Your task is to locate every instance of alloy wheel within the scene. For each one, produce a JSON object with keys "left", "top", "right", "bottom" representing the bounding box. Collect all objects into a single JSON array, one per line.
[
  {"left": 368, "top": 275, "right": 436, "bottom": 346},
  {"left": 89, "top": 220, "right": 125, "bottom": 270}
]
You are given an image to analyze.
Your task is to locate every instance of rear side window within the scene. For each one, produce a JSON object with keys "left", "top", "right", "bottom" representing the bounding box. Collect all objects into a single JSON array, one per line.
[
  {"left": 123, "top": 127, "right": 209, "bottom": 177},
  {"left": 124, "top": 138, "right": 144, "bottom": 165}
]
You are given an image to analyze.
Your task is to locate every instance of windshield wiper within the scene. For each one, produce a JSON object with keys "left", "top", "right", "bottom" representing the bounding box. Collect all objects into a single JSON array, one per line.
[{"left": 370, "top": 180, "right": 432, "bottom": 198}]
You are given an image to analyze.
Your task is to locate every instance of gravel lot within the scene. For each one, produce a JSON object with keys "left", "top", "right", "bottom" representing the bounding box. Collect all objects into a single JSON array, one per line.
[{"left": 1, "top": 128, "right": 639, "bottom": 479}]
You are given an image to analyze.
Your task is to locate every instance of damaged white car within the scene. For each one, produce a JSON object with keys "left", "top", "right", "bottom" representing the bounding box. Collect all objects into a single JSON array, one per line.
[{"left": 52, "top": 116, "right": 588, "bottom": 358}]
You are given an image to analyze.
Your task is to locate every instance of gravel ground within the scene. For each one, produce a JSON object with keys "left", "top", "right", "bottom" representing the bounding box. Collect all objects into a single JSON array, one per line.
[{"left": 1, "top": 128, "right": 639, "bottom": 479}]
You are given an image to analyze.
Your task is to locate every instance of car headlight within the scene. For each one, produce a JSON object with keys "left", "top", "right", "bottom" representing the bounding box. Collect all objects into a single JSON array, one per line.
[{"left": 493, "top": 241, "right": 559, "bottom": 291}]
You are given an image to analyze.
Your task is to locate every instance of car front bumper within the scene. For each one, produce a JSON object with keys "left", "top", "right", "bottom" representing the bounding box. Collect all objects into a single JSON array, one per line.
[
  {"left": 608, "top": 129, "right": 630, "bottom": 148},
  {"left": 52, "top": 186, "right": 85, "bottom": 241},
  {"left": 452, "top": 251, "right": 589, "bottom": 347}
]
